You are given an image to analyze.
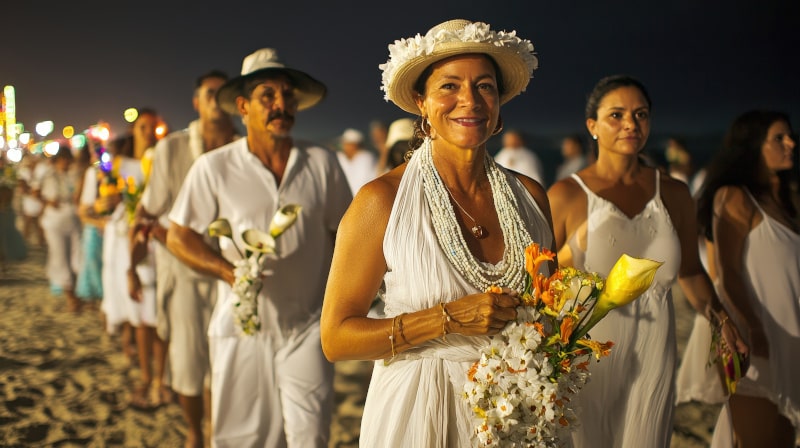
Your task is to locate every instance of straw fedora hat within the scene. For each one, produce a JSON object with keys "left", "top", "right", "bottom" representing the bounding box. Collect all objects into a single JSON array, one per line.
[
  {"left": 380, "top": 19, "right": 539, "bottom": 115},
  {"left": 217, "top": 48, "right": 327, "bottom": 115}
]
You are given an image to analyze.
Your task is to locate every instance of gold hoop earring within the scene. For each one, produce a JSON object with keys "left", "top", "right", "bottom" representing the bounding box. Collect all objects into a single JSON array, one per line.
[
  {"left": 492, "top": 117, "right": 504, "bottom": 136},
  {"left": 421, "top": 117, "right": 431, "bottom": 138}
]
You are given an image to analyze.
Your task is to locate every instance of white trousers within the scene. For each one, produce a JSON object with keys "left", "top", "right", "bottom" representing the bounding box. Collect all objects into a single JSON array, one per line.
[{"left": 209, "top": 322, "right": 333, "bottom": 448}]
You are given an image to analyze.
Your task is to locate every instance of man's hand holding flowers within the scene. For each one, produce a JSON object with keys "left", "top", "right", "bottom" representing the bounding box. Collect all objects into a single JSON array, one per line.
[{"left": 208, "top": 204, "right": 301, "bottom": 336}]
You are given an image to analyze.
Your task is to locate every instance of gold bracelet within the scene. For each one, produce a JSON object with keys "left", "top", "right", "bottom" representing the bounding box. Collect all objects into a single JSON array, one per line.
[
  {"left": 440, "top": 303, "right": 451, "bottom": 340},
  {"left": 397, "top": 313, "right": 410, "bottom": 345},
  {"left": 389, "top": 315, "right": 398, "bottom": 358}
]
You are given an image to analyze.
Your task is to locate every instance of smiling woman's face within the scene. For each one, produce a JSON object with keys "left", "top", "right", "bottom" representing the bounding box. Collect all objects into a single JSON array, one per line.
[{"left": 416, "top": 54, "right": 500, "bottom": 150}]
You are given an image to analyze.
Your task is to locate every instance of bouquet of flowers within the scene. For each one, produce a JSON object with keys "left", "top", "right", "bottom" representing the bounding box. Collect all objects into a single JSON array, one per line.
[
  {"left": 208, "top": 204, "right": 301, "bottom": 336},
  {"left": 464, "top": 243, "right": 663, "bottom": 447},
  {"left": 709, "top": 319, "right": 745, "bottom": 394},
  {"left": 94, "top": 149, "right": 152, "bottom": 222},
  {"left": 120, "top": 149, "right": 152, "bottom": 223}
]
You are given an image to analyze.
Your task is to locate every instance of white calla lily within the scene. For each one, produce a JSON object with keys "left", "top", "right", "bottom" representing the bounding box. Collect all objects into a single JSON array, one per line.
[
  {"left": 241, "top": 229, "right": 277, "bottom": 256},
  {"left": 269, "top": 204, "right": 302, "bottom": 238}
]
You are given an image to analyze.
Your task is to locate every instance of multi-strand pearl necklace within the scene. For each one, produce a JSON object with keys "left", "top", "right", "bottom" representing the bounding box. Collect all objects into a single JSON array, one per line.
[{"left": 418, "top": 138, "right": 532, "bottom": 293}]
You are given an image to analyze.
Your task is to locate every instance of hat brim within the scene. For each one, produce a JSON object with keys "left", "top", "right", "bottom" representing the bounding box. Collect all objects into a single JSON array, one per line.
[
  {"left": 217, "top": 67, "right": 327, "bottom": 115},
  {"left": 387, "top": 42, "right": 531, "bottom": 115}
]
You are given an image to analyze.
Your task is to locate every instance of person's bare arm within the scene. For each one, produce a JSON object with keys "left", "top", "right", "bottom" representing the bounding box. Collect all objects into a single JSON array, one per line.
[
  {"left": 320, "top": 174, "right": 520, "bottom": 362},
  {"left": 546, "top": 177, "right": 585, "bottom": 267},
  {"left": 664, "top": 180, "right": 749, "bottom": 357},
  {"left": 166, "top": 221, "right": 235, "bottom": 285},
  {"left": 713, "top": 186, "right": 766, "bottom": 356}
]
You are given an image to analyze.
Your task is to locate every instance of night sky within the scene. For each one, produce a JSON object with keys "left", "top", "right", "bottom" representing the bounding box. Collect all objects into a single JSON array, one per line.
[{"left": 3, "top": 0, "right": 798, "bottom": 169}]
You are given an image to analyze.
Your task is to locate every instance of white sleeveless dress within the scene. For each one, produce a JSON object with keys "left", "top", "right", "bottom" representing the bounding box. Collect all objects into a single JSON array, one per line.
[
  {"left": 711, "top": 190, "right": 800, "bottom": 445},
  {"left": 359, "top": 152, "right": 554, "bottom": 447},
  {"left": 566, "top": 171, "right": 681, "bottom": 448}
]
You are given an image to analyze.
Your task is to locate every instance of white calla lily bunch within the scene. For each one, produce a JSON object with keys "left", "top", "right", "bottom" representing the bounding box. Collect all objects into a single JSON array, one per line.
[{"left": 208, "top": 204, "right": 302, "bottom": 335}]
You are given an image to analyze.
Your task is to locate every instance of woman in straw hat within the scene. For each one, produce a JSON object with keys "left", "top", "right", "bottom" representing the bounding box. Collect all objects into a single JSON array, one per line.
[{"left": 321, "top": 19, "right": 556, "bottom": 446}]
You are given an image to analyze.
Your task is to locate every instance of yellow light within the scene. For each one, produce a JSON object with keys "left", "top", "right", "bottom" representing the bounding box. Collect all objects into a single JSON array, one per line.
[
  {"left": 124, "top": 108, "right": 139, "bottom": 123},
  {"left": 63, "top": 126, "right": 75, "bottom": 139}
]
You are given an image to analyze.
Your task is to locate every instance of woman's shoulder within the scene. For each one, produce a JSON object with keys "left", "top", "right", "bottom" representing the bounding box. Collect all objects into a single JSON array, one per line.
[
  {"left": 712, "top": 185, "right": 755, "bottom": 217},
  {"left": 356, "top": 164, "right": 405, "bottom": 206},
  {"left": 547, "top": 171, "right": 586, "bottom": 203}
]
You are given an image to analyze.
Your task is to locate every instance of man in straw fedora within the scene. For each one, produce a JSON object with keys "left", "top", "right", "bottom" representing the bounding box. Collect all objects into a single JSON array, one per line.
[
  {"left": 166, "top": 48, "right": 352, "bottom": 447},
  {"left": 321, "top": 19, "right": 556, "bottom": 446}
]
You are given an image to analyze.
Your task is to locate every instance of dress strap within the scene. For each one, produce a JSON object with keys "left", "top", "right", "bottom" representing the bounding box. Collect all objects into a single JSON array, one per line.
[
  {"left": 570, "top": 173, "right": 593, "bottom": 195},
  {"left": 654, "top": 169, "right": 661, "bottom": 197},
  {"left": 743, "top": 187, "right": 766, "bottom": 215}
]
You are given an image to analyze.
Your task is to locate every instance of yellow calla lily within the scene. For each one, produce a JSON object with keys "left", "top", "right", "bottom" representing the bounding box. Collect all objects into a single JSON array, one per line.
[
  {"left": 141, "top": 149, "right": 153, "bottom": 183},
  {"left": 571, "top": 254, "right": 663, "bottom": 342},
  {"left": 269, "top": 204, "right": 302, "bottom": 238}
]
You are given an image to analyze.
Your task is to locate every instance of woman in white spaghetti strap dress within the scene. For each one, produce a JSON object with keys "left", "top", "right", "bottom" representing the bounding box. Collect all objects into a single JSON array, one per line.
[
  {"left": 546, "top": 75, "right": 748, "bottom": 448},
  {"left": 321, "top": 19, "right": 559, "bottom": 446},
  {"left": 696, "top": 110, "right": 799, "bottom": 447}
]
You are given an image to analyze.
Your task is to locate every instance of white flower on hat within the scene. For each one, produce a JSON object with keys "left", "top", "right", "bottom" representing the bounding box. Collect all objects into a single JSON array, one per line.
[{"left": 379, "top": 20, "right": 539, "bottom": 114}]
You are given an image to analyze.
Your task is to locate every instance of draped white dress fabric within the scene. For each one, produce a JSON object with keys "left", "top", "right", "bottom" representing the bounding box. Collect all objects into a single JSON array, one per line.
[
  {"left": 711, "top": 190, "right": 800, "bottom": 446},
  {"left": 566, "top": 171, "right": 681, "bottom": 448},
  {"left": 359, "top": 152, "right": 554, "bottom": 447}
]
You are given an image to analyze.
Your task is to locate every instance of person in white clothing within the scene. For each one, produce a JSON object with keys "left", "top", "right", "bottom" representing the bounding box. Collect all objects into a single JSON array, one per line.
[
  {"left": 132, "top": 69, "right": 238, "bottom": 447},
  {"left": 166, "top": 48, "right": 352, "bottom": 448},
  {"left": 493, "top": 129, "right": 545, "bottom": 186},
  {"left": 547, "top": 74, "right": 748, "bottom": 448},
  {"left": 336, "top": 128, "right": 378, "bottom": 195},
  {"left": 696, "top": 110, "right": 799, "bottom": 447},
  {"left": 38, "top": 143, "right": 82, "bottom": 312},
  {"left": 321, "top": 19, "right": 556, "bottom": 446}
]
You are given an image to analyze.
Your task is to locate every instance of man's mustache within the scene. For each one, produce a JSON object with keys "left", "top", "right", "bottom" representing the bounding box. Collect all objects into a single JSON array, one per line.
[{"left": 268, "top": 111, "right": 294, "bottom": 122}]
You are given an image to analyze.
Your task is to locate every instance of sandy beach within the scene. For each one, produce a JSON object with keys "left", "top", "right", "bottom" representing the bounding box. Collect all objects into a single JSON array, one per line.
[{"left": 1, "top": 245, "right": 720, "bottom": 447}]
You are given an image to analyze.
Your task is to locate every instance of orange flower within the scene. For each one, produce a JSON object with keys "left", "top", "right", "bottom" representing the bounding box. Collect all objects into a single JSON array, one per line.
[
  {"left": 525, "top": 243, "right": 555, "bottom": 279},
  {"left": 126, "top": 176, "right": 137, "bottom": 194},
  {"left": 576, "top": 339, "right": 615, "bottom": 360},
  {"left": 559, "top": 316, "right": 575, "bottom": 344}
]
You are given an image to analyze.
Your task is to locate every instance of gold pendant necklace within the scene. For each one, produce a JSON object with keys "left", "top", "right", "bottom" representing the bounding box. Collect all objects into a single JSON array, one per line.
[{"left": 442, "top": 182, "right": 488, "bottom": 239}]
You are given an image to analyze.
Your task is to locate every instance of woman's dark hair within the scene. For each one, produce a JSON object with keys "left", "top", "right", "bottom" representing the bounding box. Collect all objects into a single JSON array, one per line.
[
  {"left": 584, "top": 74, "right": 652, "bottom": 120},
  {"left": 107, "top": 134, "right": 134, "bottom": 158},
  {"left": 51, "top": 142, "right": 74, "bottom": 162},
  {"left": 696, "top": 110, "right": 794, "bottom": 241},
  {"left": 408, "top": 54, "right": 506, "bottom": 153}
]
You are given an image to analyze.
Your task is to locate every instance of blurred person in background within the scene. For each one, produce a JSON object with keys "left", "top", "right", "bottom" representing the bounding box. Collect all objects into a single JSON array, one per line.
[
  {"left": 337, "top": 127, "right": 378, "bottom": 195},
  {"left": 664, "top": 136, "right": 694, "bottom": 185},
  {"left": 555, "top": 133, "right": 588, "bottom": 181},
  {"left": 696, "top": 110, "right": 799, "bottom": 447},
  {"left": 132, "top": 69, "right": 238, "bottom": 447},
  {"left": 39, "top": 142, "right": 83, "bottom": 313},
  {"left": 0, "top": 155, "right": 28, "bottom": 270},
  {"left": 370, "top": 119, "right": 390, "bottom": 174},
  {"left": 383, "top": 117, "right": 415, "bottom": 172},
  {"left": 95, "top": 108, "right": 166, "bottom": 410},
  {"left": 16, "top": 153, "right": 47, "bottom": 247},
  {"left": 75, "top": 137, "right": 112, "bottom": 314},
  {"left": 493, "top": 128, "right": 545, "bottom": 186}
]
